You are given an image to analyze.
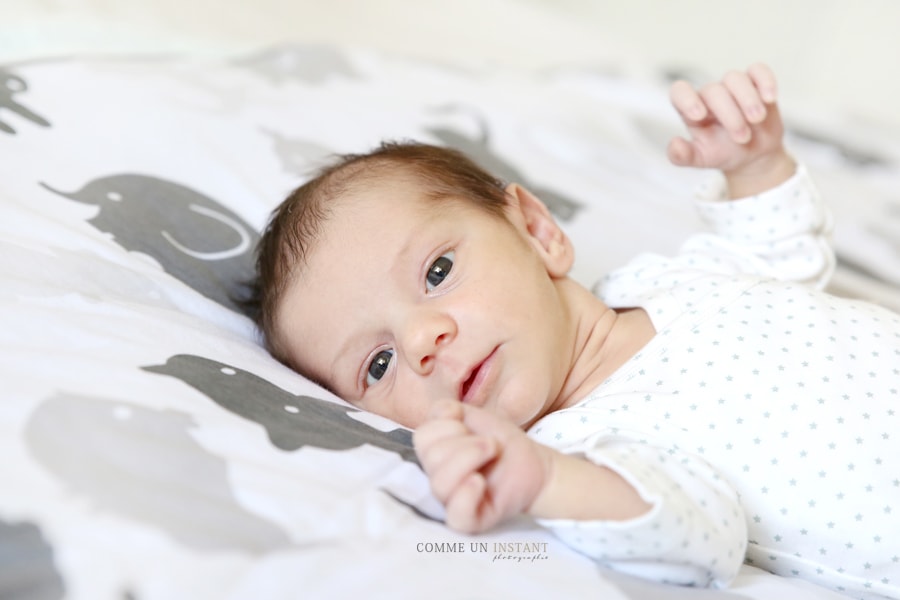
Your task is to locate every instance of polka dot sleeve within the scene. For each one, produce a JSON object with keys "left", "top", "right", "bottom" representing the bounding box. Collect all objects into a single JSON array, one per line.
[
  {"left": 533, "top": 438, "right": 747, "bottom": 588},
  {"left": 595, "top": 164, "right": 836, "bottom": 309},
  {"left": 691, "top": 164, "right": 835, "bottom": 288}
]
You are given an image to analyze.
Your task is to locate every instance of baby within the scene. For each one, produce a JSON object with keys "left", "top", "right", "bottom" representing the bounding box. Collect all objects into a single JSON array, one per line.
[{"left": 250, "top": 64, "right": 900, "bottom": 599}]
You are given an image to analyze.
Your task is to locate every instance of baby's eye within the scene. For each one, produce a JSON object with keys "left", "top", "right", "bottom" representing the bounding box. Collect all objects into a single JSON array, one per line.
[
  {"left": 366, "top": 349, "right": 394, "bottom": 386},
  {"left": 426, "top": 251, "right": 454, "bottom": 291}
]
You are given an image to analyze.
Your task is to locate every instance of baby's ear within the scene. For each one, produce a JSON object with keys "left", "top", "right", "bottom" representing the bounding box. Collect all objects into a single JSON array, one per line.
[{"left": 504, "top": 183, "right": 574, "bottom": 277}]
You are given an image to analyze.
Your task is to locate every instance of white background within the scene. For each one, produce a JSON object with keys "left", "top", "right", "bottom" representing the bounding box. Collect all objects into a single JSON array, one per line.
[{"left": 2, "top": 0, "right": 899, "bottom": 130}]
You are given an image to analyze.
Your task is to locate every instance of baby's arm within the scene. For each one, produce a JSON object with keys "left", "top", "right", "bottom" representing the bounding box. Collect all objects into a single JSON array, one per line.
[
  {"left": 667, "top": 63, "right": 794, "bottom": 199},
  {"left": 597, "top": 64, "right": 834, "bottom": 296},
  {"left": 415, "top": 401, "right": 747, "bottom": 587},
  {"left": 413, "top": 400, "right": 650, "bottom": 533}
]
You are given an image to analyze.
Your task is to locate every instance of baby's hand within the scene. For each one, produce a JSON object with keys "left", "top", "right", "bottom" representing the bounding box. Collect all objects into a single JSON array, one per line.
[
  {"left": 413, "top": 400, "right": 552, "bottom": 534},
  {"left": 668, "top": 63, "right": 795, "bottom": 197}
]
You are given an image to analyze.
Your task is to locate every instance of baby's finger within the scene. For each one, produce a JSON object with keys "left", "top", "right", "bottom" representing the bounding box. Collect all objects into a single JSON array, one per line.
[
  {"left": 444, "top": 472, "right": 493, "bottom": 533},
  {"left": 747, "top": 62, "right": 778, "bottom": 103},
  {"left": 413, "top": 400, "right": 466, "bottom": 447},
  {"left": 460, "top": 403, "right": 530, "bottom": 446},
  {"left": 413, "top": 406, "right": 472, "bottom": 462},
  {"left": 420, "top": 428, "right": 495, "bottom": 472},
  {"left": 666, "top": 136, "right": 699, "bottom": 168},
  {"left": 723, "top": 70, "right": 767, "bottom": 124},
  {"left": 427, "top": 398, "right": 464, "bottom": 422},
  {"left": 426, "top": 436, "right": 498, "bottom": 503},
  {"left": 700, "top": 82, "right": 751, "bottom": 144},
  {"left": 669, "top": 80, "right": 708, "bottom": 123},
  {"left": 414, "top": 417, "right": 467, "bottom": 451}
]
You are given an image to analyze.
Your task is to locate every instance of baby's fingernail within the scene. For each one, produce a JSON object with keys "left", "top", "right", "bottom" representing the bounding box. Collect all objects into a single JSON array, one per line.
[{"left": 761, "top": 87, "right": 777, "bottom": 103}]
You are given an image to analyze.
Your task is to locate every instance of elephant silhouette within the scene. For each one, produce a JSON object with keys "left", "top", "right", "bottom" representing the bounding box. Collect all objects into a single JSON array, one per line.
[{"left": 41, "top": 174, "right": 259, "bottom": 313}]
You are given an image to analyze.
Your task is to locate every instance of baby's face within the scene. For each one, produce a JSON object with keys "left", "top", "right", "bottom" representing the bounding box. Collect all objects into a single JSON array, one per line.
[{"left": 275, "top": 179, "right": 575, "bottom": 429}]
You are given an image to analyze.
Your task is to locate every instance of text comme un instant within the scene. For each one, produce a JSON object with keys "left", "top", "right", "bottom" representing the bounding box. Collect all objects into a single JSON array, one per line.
[{"left": 416, "top": 542, "right": 549, "bottom": 553}]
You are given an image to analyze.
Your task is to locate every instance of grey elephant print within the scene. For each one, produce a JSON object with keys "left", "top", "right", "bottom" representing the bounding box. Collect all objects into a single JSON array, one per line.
[
  {"left": 40, "top": 174, "right": 259, "bottom": 313},
  {"left": 0, "top": 67, "right": 50, "bottom": 134}
]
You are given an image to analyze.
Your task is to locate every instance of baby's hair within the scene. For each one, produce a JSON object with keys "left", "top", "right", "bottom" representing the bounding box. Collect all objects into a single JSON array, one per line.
[{"left": 248, "top": 140, "right": 510, "bottom": 367}]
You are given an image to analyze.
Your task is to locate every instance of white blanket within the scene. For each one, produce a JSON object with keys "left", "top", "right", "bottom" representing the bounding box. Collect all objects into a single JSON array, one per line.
[{"left": 2, "top": 44, "right": 897, "bottom": 600}]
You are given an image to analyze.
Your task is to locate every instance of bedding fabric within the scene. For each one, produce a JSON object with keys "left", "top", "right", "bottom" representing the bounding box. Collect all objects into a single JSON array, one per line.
[{"left": 1, "top": 44, "right": 898, "bottom": 599}]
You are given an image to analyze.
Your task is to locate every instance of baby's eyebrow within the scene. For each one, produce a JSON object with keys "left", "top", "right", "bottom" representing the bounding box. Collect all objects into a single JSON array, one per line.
[{"left": 391, "top": 229, "right": 425, "bottom": 284}]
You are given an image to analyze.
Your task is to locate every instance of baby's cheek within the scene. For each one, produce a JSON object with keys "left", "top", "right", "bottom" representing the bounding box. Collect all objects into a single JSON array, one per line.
[
  {"left": 496, "top": 390, "right": 543, "bottom": 430},
  {"left": 394, "top": 396, "right": 431, "bottom": 430}
]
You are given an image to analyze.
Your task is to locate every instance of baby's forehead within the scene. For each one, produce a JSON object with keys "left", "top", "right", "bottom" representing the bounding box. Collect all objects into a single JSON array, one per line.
[
  {"left": 276, "top": 173, "right": 439, "bottom": 340},
  {"left": 351, "top": 168, "right": 431, "bottom": 198},
  {"left": 300, "top": 175, "right": 428, "bottom": 252},
  {"left": 338, "top": 172, "right": 465, "bottom": 219}
]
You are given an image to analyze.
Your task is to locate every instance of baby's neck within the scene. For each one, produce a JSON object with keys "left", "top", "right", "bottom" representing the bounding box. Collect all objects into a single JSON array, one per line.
[{"left": 551, "top": 280, "right": 656, "bottom": 414}]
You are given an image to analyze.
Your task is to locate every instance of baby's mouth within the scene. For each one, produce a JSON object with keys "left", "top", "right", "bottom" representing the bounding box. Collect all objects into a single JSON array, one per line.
[
  {"left": 459, "top": 346, "right": 499, "bottom": 405},
  {"left": 461, "top": 368, "right": 478, "bottom": 400}
]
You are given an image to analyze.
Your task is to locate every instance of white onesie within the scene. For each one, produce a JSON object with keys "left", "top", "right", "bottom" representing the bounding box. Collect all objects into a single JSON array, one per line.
[{"left": 528, "top": 166, "right": 900, "bottom": 600}]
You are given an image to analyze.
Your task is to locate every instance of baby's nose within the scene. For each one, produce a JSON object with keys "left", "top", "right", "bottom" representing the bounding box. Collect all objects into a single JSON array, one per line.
[{"left": 401, "top": 312, "right": 456, "bottom": 376}]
